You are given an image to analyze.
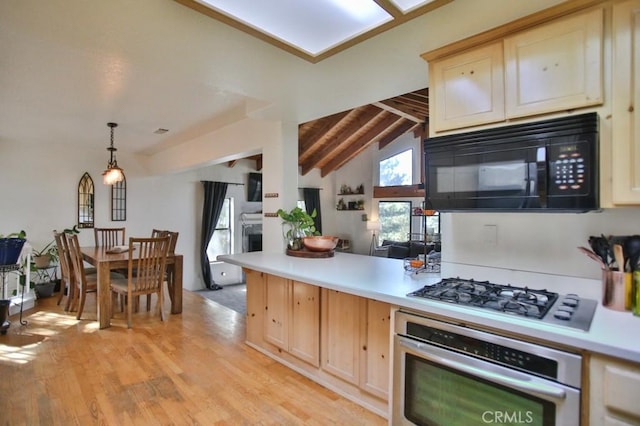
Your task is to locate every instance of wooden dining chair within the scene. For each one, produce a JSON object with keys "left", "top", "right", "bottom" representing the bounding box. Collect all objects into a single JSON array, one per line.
[
  {"left": 109, "top": 236, "right": 170, "bottom": 328},
  {"left": 54, "top": 231, "right": 75, "bottom": 311},
  {"left": 55, "top": 231, "right": 98, "bottom": 313},
  {"left": 148, "top": 229, "right": 179, "bottom": 307},
  {"left": 67, "top": 233, "right": 99, "bottom": 320},
  {"left": 94, "top": 227, "right": 125, "bottom": 248}
]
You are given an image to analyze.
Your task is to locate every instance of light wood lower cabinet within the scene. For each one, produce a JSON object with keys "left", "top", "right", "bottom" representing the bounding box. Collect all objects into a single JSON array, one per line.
[
  {"left": 289, "top": 280, "right": 320, "bottom": 366},
  {"left": 589, "top": 354, "right": 640, "bottom": 425},
  {"left": 360, "top": 299, "right": 391, "bottom": 400},
  {"left": 244, "top": 269, "right": 391, "bottom": 416},
  {"left": 321, "top": 289, "right": 361, "bottom": 384},
  {"left": 263, "top": 274, "right": 320, "bottom": 367},
  {"left": 321, "top": 289, "right": 391, "bottom": 401},
  {"left": 245, "top": 268, "right": 265, "bottom": 345}
]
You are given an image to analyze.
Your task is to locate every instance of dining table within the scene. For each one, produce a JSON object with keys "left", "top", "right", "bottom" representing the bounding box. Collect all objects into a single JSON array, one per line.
[{"left": 80, "top": 245, "right": 183, "bottom": 329}]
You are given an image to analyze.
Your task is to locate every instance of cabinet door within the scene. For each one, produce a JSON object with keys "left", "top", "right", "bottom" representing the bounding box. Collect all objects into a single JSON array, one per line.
[
  {"left": 431, "top": 42, "right": 505, "bottom": 132},
  {"left": 612, "top": 0, "right": 640, "bottom": 204},
  {"left": 360, "top": 300, "right": 391, "bottom": 400},
  {"left": 504, "top": 8, "right": 603, "bottom": 118},
  {"left": 264, "top": 274, "right": 289, "bottom": 350},
  {"left": 244, "top": 269, "right": 265, "bottom": 345},
  {"left": 289, "top": 280, "right": 320, "bottom": 366},
  {"left": 321, "top": 289, "right": 361, "bottom": 385},
  {"left": 589, "top": 354, "right": 640, "bottom": 425}
]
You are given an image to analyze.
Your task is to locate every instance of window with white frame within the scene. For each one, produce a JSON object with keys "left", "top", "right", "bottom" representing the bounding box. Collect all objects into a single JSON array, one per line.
[
  {"left": 379, "top": 148, "right": 413, "bottom": 186},
  {"left": 207, "top": 197, "right": 233, "bottom": 261}
]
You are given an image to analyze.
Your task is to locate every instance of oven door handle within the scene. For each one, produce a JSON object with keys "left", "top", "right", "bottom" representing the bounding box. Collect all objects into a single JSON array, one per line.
[{"left": 399, "top": 339, "right": 567, "bottom": 401}]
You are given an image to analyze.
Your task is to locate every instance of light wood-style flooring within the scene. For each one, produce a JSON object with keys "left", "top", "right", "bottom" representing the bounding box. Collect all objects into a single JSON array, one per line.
[{"left": 0, "top": 289, "right": 386, "bottom": 425}]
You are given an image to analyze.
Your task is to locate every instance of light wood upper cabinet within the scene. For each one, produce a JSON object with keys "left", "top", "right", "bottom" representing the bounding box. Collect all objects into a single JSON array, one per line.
[
  {"left": 612, "top": 0, "right": 640, "bottom": 204},
  {"left": 589, "top": 354, "right": 640, "bottom": 425},
  {"left": 424, "top": 5, "right": 604, "bottom": 134},
  {"left": 504, "top": 8, "right": 603, "bottom": 118},
  {"left": 431, "top": 42, "right": 505, "bottom": 132}
]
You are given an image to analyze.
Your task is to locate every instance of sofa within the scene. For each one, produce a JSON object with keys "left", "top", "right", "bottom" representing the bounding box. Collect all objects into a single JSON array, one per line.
[{"left": 374, "top": 239, "right": 441, "bottom": 259}]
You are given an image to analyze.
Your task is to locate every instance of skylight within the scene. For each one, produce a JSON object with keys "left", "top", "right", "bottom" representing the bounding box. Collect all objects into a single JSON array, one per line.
[
  {"left": 183, "top": 0, "right": 451, "bottom": 62},
  {"left": 195, "top": 0, "right": 392, "bottom": 55}
]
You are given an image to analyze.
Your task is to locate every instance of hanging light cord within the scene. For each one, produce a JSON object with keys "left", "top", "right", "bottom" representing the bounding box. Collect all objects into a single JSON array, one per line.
[{"left": 107, "top": 122, "right": 118, "bottom": 167}]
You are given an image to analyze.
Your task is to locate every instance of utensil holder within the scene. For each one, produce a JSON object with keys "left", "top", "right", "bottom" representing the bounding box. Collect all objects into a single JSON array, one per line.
[{"left": 602, "top": 270, "right": 630, "bottom": 311}]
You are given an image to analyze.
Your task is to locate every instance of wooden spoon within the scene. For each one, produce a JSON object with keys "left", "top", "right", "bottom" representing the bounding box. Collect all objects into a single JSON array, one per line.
[{"left": 613, "top": 243, "right": 625, "bottom": 272}]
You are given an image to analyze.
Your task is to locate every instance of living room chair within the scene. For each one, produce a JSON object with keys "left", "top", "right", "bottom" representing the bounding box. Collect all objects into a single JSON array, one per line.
[
  {"left": 94, "top": 227, "right": 125, "bottom": 248},
  {"left": 109, "top": 236, "right": 170, "bottom": 328}
]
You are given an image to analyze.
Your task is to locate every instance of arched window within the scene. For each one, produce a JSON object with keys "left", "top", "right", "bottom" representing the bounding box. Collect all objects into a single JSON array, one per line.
[{"left": 78, "top": 173, "right": 94, "bottom": 228}]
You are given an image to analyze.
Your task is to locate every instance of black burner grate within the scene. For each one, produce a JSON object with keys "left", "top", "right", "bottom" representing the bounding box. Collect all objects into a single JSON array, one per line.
[{"left": 408, "top": 277, "right": 559, "bottom": 319}]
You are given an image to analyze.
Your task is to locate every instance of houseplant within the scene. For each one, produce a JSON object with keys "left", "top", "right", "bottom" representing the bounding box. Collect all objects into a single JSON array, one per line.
[
  {"left": 276, "top": 207, "right": 319, "bottom": 250},
  {"left": 32, "top": 240, "right": 58, "bottom": 268}
]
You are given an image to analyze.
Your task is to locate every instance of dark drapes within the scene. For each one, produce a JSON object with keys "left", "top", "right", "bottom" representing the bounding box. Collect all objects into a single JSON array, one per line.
[
  {"left": 200, "top": 181, "right": 228, "bottom": 290},
  {"left": 303, "top": 187, "right": 322, "bottom": 235}
]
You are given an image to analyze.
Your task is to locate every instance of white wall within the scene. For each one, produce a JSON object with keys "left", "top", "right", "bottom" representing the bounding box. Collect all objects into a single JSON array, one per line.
[{"left": 442, "top": 208, "right": 640, "bottom": 282}]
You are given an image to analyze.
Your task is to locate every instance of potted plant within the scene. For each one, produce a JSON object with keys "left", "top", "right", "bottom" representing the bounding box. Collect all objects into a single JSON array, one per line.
[
  {"left": 32, "top": 240, "right": 58, "bottom": 268},
  {"left": 276, "top": 207, "right": 319, "bottom": 250}
]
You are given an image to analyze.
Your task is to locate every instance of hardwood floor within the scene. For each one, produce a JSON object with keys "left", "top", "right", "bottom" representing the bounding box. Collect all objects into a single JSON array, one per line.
[{"left": 0, "top": 290, "right": 386, "bottom": 425}]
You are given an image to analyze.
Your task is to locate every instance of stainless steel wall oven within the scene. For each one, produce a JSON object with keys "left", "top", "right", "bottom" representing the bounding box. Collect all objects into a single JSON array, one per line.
[{"left": 393, "top": 310, "right": 582, "bottom": 425}]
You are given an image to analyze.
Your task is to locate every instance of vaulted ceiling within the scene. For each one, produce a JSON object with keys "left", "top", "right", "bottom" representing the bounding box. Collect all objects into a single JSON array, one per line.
[{"left": 298, "top": 88, "right": 429, "bottom": 176}]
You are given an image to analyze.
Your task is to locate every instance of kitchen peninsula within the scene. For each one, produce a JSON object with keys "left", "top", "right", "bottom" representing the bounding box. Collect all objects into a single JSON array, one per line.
[{"left": 220, "top": 251, "right": 640, "bottom": 423}]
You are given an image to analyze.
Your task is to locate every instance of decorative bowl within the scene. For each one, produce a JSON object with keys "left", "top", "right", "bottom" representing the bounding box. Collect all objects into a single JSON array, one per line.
[{"left": 303, "top": 236, "right": 339, "bottom": 252}]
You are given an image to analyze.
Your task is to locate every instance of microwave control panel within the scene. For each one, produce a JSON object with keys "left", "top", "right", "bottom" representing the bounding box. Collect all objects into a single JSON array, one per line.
[{"left": 548, "top": 141, "right": 589, "bottom": 195}]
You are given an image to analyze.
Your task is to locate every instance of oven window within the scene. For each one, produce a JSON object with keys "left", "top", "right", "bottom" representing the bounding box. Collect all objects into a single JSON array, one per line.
[{"left": 405, "top": 353, "right": 554, "bottom": 426}]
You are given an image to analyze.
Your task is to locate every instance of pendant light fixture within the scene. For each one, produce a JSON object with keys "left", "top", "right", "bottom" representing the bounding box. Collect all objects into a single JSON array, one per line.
[{"left": 102, "top": 122, "right": 124, "bottom": 185}]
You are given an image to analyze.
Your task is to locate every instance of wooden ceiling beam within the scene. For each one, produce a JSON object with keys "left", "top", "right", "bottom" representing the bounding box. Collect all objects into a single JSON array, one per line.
[
  {"left": 300, "top": 106, "right": 383, "bottom": 175},
  {"left": 320, "top": 113, "right": 403, "bottom": 176},
  {"left": 378, "top": 119, "right": 421, "bottom": 150},
  {"left": 299, "top": 110, "right": 351, "bottom": 157}
]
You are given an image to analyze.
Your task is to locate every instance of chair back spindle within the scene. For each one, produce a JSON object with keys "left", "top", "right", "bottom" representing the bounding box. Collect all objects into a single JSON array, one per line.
[{"left": 94, "top": 227, "right": 126, "bottom": 248}]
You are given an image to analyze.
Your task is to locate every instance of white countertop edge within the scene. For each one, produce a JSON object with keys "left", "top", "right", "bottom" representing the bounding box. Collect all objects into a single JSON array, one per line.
[{"left": 219, "top": 251, "right": 640, "bottom": 364}]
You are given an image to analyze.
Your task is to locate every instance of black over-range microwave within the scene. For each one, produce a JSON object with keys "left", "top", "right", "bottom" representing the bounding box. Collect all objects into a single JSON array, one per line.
[{"left": 423, "top": 113, "right": 599, "bottom": 212}]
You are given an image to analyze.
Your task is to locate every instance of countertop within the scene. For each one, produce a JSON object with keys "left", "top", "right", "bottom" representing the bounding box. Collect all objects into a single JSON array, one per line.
[{"left": 219, "top": 251, "right": 640, "bottom": 364}]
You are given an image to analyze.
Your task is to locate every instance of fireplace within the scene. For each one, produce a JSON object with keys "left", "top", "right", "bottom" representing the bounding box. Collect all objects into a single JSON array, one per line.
[
  {"left": 247, "top": 234, "right": 262, "bottom": 252},
  {"left": 241, "top": 213, "right": 262, "bottom": 252}
]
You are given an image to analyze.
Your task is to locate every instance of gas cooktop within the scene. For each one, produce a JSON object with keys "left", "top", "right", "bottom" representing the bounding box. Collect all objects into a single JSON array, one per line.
[{"left": 408, "top": 277, "right": 597, "bottom": 331}]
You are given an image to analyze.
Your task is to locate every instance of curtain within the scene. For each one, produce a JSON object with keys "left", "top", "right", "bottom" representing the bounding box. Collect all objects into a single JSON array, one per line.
[
  {"left": 200, "top": 181, "right": 228, "bottom": 290},
  {"left": 302, "top": 187, "right": 322, "bottom": 235}
]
